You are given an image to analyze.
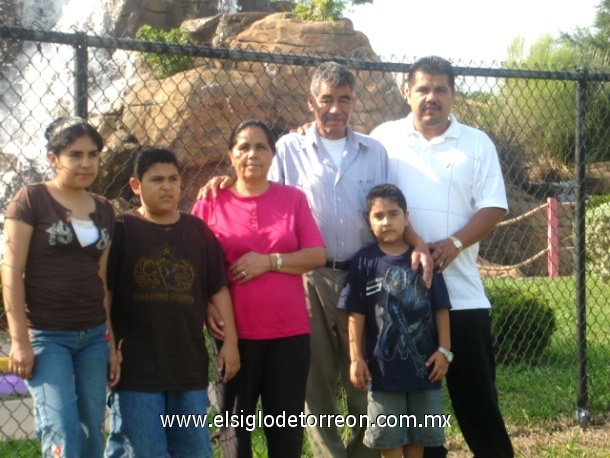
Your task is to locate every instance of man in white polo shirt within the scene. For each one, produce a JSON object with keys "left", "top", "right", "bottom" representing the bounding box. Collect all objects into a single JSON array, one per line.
[{"left": 371, "top": 56, "right": 514, "bottom": 458}]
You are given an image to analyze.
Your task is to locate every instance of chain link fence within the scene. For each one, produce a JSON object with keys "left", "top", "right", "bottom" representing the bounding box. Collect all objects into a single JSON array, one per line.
[{"left": 1, "top": 25, "right": 609, "bottom": 456}]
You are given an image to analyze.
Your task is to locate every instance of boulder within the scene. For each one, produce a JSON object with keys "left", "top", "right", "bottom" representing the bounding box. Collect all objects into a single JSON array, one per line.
[
  {"left": 101, "top": 13, "right": 409, "bottom": 207},
  {"left": 230, "top": 13, "right": 375, "bottom": 58},
  {"left": 113, "top": 0, "right": 274, "bottom": 37}
]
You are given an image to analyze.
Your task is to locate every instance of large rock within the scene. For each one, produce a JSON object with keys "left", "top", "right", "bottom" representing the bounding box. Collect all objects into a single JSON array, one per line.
[
  {"left": 101, "top": 13, "right": 408, "bottom": 207},
  {"left": 113, "top": 0, "right": 274, "bottom": 37},
  {"left": 230, "top": 13, "right": 375, "bottom": 58},
  {"left": 181, "top": 13, "right": 272, "bottom": 46}
]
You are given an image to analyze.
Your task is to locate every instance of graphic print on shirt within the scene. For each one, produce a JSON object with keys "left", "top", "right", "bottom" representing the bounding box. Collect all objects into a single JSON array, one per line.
[
  {"left": 133, "top": 243, "right": 196, "bottom": 304},
  {"left": 46, "top": 221, "right": 73, "bottom": 245},
  {"left": 95, "top": 228, "right": 110, "bottom": 250},
  {"left": 368, "top": 266, "right": 433, "bottom": 379}
]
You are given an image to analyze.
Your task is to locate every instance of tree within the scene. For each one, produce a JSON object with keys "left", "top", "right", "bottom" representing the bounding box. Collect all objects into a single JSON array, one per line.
[
  {"left": 560, "top": 0, "right": 610, "bottom": 58},
  {"left": 290, "top": 0, "right": 372, "bottom": 21},
  {"left": 495, "top": 31, "right": 610, "bottom": 181},
  {"left": 499, "top": 35, "right": 579, "bottom": 170}
]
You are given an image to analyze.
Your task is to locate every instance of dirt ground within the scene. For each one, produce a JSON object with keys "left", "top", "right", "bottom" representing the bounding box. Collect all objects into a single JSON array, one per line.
[{"left": 445, "top": 416, "right": 610, "bottom": 457}]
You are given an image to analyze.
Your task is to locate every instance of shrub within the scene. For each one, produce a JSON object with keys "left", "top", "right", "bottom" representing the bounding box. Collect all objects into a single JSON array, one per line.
[
  {"left": 292, "top": 0, "right": 346, "bottom": 21},
  {"left": 585, "top": 199, "right": 610, "bottom": 279},
  {"left": 135, "top": 25, "right": 191, "bottom": 78},
  {"left": 486, "top": 285, "right": 556, "bottom": 364}
]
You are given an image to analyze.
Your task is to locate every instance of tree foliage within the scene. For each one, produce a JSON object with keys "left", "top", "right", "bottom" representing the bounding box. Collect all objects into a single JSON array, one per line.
[
  {"left": 498, "top": 35, "right": 579, "bottom": 169},
  {"left": 585, "top": 201, "right": 610, "bottom": 279},
  {"left": 291, "top": 0, "right": 372, "bottom": 21},
  {"left": 135, "top": 25, "right": 191, "bottom": 79},
  {"left": 560, "top": 0, "right": 610, "bottom": 58},
  {"left": 293, "top": 0, "right": 346, "bottom": 21},
  {"left": 495, "top": 14, "right": 610, "bottom": 173}
]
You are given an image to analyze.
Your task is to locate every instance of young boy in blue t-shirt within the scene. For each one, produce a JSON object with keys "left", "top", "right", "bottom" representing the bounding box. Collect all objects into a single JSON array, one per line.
[{"left": 338, "top": 184, "right": 452, "bottom": 458}]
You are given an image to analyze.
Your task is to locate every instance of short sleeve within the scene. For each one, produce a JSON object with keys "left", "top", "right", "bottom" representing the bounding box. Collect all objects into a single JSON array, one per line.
[
  {"left": 430, "top": 270, "right": 452, "bottom": 311},
  {"left": 5, "top": 186, "right": 36, "bottom": 227},
  {"left": 190, "top": 197, "right": 210, "bottom": 223}
]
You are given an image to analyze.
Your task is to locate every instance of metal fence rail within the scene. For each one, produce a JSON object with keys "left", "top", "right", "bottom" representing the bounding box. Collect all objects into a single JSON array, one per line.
[{"left": 1, "top": 25, "right": 610, "bottom": 456}]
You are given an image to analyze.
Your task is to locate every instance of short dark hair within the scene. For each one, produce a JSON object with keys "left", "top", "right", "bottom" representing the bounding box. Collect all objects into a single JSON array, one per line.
[
  {"left": 408, "top": 56, "right": 455, "bottom": 92},
  {"left": 310, "top": 61, "right": 356, "bottom": 97},
  {"left": 228, "top": 120, "right": 277, "bottom": 155},
  {"left": 45, "top": 117, "right": 104, "bottom": 156},
  {"left": 133, "top": 146, "right": 180, "bottom": 179},
  {"left": 366, "top": 184, "right": 408, "bottom": 214}
]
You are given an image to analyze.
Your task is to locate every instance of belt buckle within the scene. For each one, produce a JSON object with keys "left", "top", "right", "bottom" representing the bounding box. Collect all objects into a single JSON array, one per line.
[{"left": 331, "top": 260, "right": 341, "bottom": 270}]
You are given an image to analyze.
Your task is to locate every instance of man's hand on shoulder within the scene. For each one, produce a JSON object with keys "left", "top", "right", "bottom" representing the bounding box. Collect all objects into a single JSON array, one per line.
[
  {"left": 411, "top": 239, "right": 433, "bottom": 288},
  {"left": 428, "top": 237, "right": 461, "bottom": 273}
]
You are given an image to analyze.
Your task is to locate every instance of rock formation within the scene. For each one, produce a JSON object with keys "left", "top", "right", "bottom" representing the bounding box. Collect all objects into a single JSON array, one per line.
[
  {"left": 94, "top": 12, "right": 409, "bottom": 207},
  {"left": 113, "top": 0, "right": 275, "bottom": 37}
]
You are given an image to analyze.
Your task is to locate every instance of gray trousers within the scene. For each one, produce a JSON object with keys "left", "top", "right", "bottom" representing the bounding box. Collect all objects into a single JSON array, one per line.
[{"left": 303, "top": 268, "right": 380, "bottom": 458}]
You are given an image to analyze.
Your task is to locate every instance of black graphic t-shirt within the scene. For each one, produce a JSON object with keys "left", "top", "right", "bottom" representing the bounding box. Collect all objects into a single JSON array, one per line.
[
  {"left": 107, "top": 211, "right": 227, "bottom": 391},
  {"left": 338, "top": 243, "right": 451, "bottom": 392}
]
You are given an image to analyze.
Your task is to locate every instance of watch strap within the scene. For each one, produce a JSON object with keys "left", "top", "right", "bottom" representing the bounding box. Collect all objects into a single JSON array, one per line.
[{"left": 449, "top": 236, "right": 463, "bottom": 253}]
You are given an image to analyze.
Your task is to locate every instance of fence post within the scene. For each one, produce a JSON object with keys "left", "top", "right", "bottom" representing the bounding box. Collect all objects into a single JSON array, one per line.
[
  {"left": 74, "top": 32, "right": 88, "bottom": 118},
  {"left": 574, "top": 71, "right": 588, "bottom": 424},
  {"left": 547, "top": 197, "right": 559, "bottom": 277}
]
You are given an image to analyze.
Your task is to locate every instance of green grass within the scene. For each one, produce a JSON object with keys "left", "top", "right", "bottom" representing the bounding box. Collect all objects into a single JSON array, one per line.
[
  {"left": 0, "top": 440, "right": 40, "bottom": 458},
  {"left": 485, "top": 276, "right": 610, "bottom": 424}
]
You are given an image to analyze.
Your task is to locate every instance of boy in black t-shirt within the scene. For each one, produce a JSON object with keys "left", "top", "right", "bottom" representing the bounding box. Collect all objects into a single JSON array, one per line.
[
  {"left": 105, "top": 147, "right": 239, "bottom": 458},
  {"left": 338, "top": 184, "right": 451, "bottom": 458}
]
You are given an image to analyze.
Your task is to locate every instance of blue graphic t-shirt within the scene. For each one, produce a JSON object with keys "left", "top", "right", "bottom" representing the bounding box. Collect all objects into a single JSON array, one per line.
[{"left": 338, "top": 243, "right": 451, "bottom": 392}]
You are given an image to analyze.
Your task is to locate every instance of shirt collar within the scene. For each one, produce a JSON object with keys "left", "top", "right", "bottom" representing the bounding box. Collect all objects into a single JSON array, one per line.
[{"left": 305, "top": 122, "right": 361, "bottom": 151}]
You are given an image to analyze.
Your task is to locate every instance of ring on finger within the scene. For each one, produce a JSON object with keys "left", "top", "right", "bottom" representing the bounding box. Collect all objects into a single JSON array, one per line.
[{"left": 242, "top": 270, "right": 248, "bottom": 278}]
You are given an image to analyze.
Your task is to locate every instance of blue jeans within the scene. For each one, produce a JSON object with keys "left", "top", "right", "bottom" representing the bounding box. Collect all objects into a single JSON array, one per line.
[
  {"left": 25, "top": 324, "right": 108, "bottom": 458},
  {"left": 105, "top": 389, "right": 213, "bottom": 458}
]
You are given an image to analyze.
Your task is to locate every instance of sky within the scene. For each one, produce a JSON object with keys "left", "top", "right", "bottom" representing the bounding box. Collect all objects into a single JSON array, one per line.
[{"left": 344, "top": 0, "right": 601, "bottom": 64}]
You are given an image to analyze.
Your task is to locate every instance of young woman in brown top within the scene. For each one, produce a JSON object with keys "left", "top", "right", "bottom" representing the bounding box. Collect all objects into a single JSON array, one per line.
[{"left": 2, "top": 117, "right": 119, "bottom": 458}]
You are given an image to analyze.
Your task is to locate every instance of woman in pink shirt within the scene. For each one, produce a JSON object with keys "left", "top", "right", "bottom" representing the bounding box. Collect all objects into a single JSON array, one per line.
[{"left": 191, "top": 120, "right": 325, "bottom": 458}]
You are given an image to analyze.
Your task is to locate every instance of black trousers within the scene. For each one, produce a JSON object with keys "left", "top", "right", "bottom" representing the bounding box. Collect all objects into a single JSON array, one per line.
[
  {"left": 424, "top": 309, "right": 514, "bottom": 458},
  {"left": 219, "top": 334, "right": 310, "bottom": 458}
]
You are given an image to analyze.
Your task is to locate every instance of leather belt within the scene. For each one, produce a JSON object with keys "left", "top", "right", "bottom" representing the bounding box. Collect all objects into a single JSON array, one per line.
[{"left": 325, "top": 259, "right": 351, "bottom": 271}]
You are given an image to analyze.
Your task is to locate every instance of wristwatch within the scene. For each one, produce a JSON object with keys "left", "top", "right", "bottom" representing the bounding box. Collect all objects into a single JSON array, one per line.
[
  {"left": 438, "top": 346, "right": 454, "bottom": 363},
  {"left": 449, "top": 236, "right": 463, "bottom": 253}
]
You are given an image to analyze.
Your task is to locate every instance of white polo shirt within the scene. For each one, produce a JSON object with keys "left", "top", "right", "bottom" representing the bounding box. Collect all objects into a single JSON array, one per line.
[{"left": 372, "top": 114, "right": 508, "bottom": 310}]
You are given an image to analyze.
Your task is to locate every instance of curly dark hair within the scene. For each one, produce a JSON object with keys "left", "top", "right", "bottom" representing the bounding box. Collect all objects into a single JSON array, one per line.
[{"left": 45, "top": 117, "right": 104, "bottom": 156}]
